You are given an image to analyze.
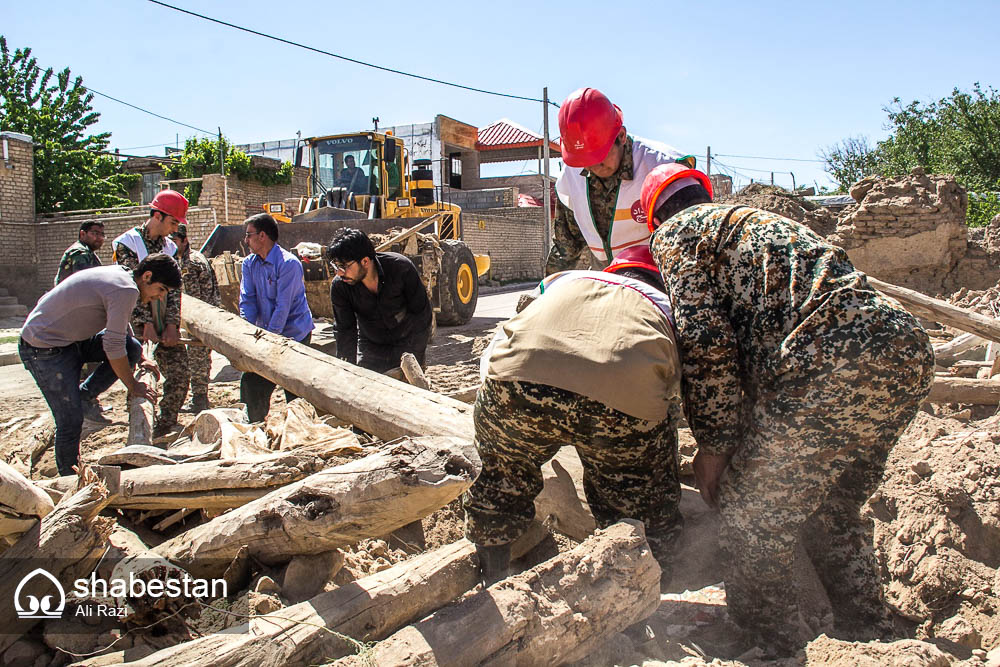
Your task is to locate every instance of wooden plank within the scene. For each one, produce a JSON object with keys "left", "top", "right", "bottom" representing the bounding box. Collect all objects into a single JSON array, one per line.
[
  {"left": 869, "top": 277, "right": 1000, "bottom": 344},
  {"left": 180, "top": 296, "right": 474, "bottom": 442}
]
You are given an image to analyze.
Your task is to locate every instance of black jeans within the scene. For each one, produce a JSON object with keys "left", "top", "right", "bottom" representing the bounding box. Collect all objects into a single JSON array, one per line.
[
  {"left": 358, "top": 324, "right": 431, "bottom": 373},
  {"left": 19, "top": 333, "right": 142, "bottom": 476},
  {"left": 240, "top": 332, "right": 311, "bottom": 422}
]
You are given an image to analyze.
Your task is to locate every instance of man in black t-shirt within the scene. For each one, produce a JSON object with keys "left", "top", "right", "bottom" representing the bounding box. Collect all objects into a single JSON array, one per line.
[{"left": 328, "top": 228, "right": 432, "bottom": 372}]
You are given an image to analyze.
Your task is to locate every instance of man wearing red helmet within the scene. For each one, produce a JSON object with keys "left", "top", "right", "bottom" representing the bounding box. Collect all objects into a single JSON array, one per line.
[
  {"left": 641, "top": 164, "right": 935, "bottom": 656},
  {"left": 546, "top": 87, "right": 694, "bottom": 275},
  {"left": 463, "top": 249, "right": 683, "bottom": 586},
  {"left": 112, "top": 189, "right": 192, "bottom": 437}
]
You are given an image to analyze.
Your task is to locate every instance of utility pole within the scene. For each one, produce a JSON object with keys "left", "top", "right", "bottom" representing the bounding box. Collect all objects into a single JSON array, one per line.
[
  {"left": 218, "top": 128, "right": 225, "bottom": 175},
  {"left": 706, "top": 146, "right": 711, "bottom": 176},
  {"left": 542, "top": 87, "right": 552, "bottom": 254}
]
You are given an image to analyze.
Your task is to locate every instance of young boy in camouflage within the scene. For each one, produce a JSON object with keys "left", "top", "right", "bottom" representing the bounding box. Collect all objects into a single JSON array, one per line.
[
  {"left": 641, "top": 163, "right": 935, "bottom": 656},
  {"left": 464, "top": 248, "right": 684, "bottom": 584},
  {"left": 170, "top": 223, "right": 221, "bottom": 413}
]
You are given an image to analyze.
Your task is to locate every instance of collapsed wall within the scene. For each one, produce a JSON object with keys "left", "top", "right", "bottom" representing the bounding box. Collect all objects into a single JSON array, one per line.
[{"left": 830, "top": 167, "right": 999, "bottom": 295}]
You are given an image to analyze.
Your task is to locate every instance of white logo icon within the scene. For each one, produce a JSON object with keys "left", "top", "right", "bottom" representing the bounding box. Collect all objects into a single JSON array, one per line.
[
  {"left": 14, "top": 568, "right": 65, "bottom": 619},
  {"left": 573, "top": 140, "right": 585, "bottom": 150}
]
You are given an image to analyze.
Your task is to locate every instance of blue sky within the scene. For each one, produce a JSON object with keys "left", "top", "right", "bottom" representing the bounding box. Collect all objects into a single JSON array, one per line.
[{"left": 5, "top": 0, "right": 999, "bottom": 190}]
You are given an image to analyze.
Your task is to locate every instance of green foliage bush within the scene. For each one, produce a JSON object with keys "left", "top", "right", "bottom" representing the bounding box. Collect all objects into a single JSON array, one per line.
[
  {"left": 163, "top": 136, "right": 292, "bottom": 203},
  {"left": 968, "top": 192, "right": 1000, "bottom": 228}
]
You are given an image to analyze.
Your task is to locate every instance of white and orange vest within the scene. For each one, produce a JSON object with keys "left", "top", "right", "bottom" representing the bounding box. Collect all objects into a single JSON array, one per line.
[{"left": 555, "top": 137, "right": 684, "bottom": 262}]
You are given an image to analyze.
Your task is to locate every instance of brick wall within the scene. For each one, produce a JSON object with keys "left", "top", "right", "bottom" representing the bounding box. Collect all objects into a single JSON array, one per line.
[
  {"left": 445, "top": 187, "right": 517, "bottom": 210},
  {"left": 0, "top": 132, "right": 39, "bottom": 304},
  {"left": 24, "top": 205, "right": 218, "bottom": 306},
  {"left": 198, "top": 166, "right": 309, "bottom": 223},
  {"left": 461, "top": 207, "right": 546, "bottom": 281}
]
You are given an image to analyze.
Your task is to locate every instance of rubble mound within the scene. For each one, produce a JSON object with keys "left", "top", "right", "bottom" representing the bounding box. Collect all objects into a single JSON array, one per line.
[
  {"left": 830, "top": 168, "right": 1000, "bottom": 295},
  {"left": 718, "top": 183, "right": 838, "bottom": 238},
  {"left": 872, "top": 411, "right": 1000, "bottom": 649},
  {"left": 949, "top": 282, "right": 1000, "bottom": 317}
]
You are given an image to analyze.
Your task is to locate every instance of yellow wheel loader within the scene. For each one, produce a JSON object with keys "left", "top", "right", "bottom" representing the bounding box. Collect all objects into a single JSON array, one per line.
[{"left": 202, "top": 130, "right": 490, "bottom": 326}]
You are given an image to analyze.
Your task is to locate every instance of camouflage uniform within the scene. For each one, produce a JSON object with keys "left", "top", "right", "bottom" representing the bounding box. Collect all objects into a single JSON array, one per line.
[
  {"left": 177, "top": 244, "right": 220, "bottom": 404},
  {"left": 545, "top": 137, "right": 637, "bottom": 275},
  {"left": 54, "top": 241, "right": 101, "bottom": 286},
  {"left": 463, "top": 378, "right": 683, "bottom": 575},
  {"left": 650, "top": 203, "right": 935, "bottom": 653},
  {"left": 113, "top": 223, "right": 189, "bottom": 426}
]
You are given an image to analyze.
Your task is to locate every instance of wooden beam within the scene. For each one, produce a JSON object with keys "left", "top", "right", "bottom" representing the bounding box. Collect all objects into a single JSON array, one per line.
[
  {"left": 335, "top": 521, "right": 661, "bottom": 667},
  {"left": 869, "top": 277, "right": 1000, "bottom": 344},
  {"left": 928, "top": 377, "right": 1000, "bottom": 404},
  {"left": 0, "top": 479, "right": 114, "bottom": 654},
  {"left": 180, "top": 296, "right": 473, "bottom": 442},
  {"left": 154, "top": 437, "right": 478, "bottom": 579},
  {"left": 113, "top": 528, "right": 547, "bottom": 667}
]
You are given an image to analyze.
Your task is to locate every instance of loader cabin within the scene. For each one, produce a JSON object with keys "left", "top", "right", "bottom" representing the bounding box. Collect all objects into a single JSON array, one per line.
[{"left": 299, "top": 132, "right": 458, "bottom": 240}]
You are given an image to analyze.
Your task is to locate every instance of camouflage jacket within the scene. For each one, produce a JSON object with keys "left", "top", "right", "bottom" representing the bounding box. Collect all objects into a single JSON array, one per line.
[
  {"left": 546, "top": 136, "right": 636, "bottom": 275},
  {"left": 178, "top": 247, "right": 220, "bottom": 307},
  {"left": 54, "top": 241, "right": 102, "bottom": 286},
  {"left": 650, "top": 203, "right": 904, "bottom": 457},
  {"left": 113, "top": 223, "right": 181, "bottom": 330}
]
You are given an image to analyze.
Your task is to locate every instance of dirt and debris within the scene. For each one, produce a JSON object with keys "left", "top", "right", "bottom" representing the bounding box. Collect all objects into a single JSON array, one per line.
[
  {"left": 5, "top": 193, "right": 1000, "bottom": 664},
  {"left": 718, "top": 183, "right": 839, "bottom": 238}
]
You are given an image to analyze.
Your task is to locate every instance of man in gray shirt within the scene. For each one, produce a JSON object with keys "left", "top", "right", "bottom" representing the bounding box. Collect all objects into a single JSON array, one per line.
[{"left": 19, "top": 254, "right": 181, "bottom": 475}]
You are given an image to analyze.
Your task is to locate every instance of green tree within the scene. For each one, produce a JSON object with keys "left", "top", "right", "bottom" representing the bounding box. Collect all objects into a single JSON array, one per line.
[
  {"left": 0, "top": 36, "right": 137, "bottom": 212},
  {"left": 822, "top": 84, "right": 1000, "bottom": 201},
  {"left": 819, "top": 136, "right": 880, "bottom": 193}
]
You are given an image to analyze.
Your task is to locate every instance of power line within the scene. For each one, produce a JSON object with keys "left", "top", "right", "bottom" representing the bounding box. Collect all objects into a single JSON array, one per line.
[
  {"left": 81, "top": 85, "right": 215, "bottom": 135},
  {"left": 148, "top": 0, "right": 557, "bottom": 107},
  {"left": 714, "top": 152, "right": 825, "bottom": 163}
]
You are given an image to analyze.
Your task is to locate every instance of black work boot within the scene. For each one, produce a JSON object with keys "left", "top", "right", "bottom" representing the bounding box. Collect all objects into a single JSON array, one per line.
[
  {"left": 475, "top": 543, "right": 512, "bottom": 587},
  {"left": 153, "top": 415, "right": 178, "bottom": 439},
  {"left": 188, "top": 394, "right": 209, "bottom": 413}
]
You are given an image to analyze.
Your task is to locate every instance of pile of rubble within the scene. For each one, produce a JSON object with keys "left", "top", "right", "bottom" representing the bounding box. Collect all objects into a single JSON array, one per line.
[{"left": 718, "top": 183, "right": 839, "bottom": 238}]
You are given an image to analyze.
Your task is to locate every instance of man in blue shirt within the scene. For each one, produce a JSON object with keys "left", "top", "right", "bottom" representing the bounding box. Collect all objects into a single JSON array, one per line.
[{"left": 238, "top": 213, "right": 314, "bottom": 421}]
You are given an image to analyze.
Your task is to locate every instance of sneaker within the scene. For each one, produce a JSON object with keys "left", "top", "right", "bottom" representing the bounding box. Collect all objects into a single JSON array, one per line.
[{"left": 81, "top": 398, "right": 112, "bottom": 426}]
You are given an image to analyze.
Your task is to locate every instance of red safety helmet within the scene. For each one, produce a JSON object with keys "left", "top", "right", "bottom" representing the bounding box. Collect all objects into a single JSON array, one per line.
[
  {"left": 603, "top": 244, "right": 658, "bottom": 276},
  {"left": 149, "top": 189, "right": 190, "bottom": 224},
  {"left": 641, "top": 163, "right": 713, "bottom": 232},
  {"left": 558, "top": 88, "right": 624, "bottom": 168}
]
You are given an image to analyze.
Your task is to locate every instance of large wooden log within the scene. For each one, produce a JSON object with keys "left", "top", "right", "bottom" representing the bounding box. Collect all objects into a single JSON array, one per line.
[
  {"left": 113, "top": 527, "right": 548, "bottom": 667},
  {"left": 336, "top": 521, "right": 661, "bottom": 667},
  {"left": 934, "top": 332, "right": 988, "bottom": 364},
  {"left": 0, "top": 479, "right": 114, "bottom": 654},
  {"left": 0, "top": 459, "right": 54, "bottom": 519},
  {"left": 869, "top": 277, "right": 1000, "bottom": 344},
  {"left": 928, "top": 377, "right": 1000, "bottom": 404},
  {"left": 154, "top": 437, "right": 478, "bottom": 579},
  {"left": 181, "top": 296, "right": 473, "bottom": 441},
  {"left": 127, "top": 367, "right": 156, "bottom": 447},
  {"left": 37, "top": 453, "right": 323, "bottom": 510}
]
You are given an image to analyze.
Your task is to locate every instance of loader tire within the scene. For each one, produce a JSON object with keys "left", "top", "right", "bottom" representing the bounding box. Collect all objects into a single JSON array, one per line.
[{"left": 437, "top": 240, "right": 478, "bottom": 326}]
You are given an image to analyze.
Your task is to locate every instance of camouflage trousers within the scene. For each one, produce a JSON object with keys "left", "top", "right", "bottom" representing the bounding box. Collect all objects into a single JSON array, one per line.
[
  {"left": 463, "top": 378, "right": 683, "bottom": 569},
  {"left": 718, "top": 317, "right": 934, "bottom": 654},
  {"left": 187, "top": 344, "right": 211, "bottom": 399},
  {"left": 154, "top": 343, "right": 190, "bottom": 424}
]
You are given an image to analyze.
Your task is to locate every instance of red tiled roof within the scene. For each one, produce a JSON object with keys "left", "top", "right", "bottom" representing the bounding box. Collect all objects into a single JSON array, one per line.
[{"left": 476, "top": 118, "right": 560, "bottom": 152}]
